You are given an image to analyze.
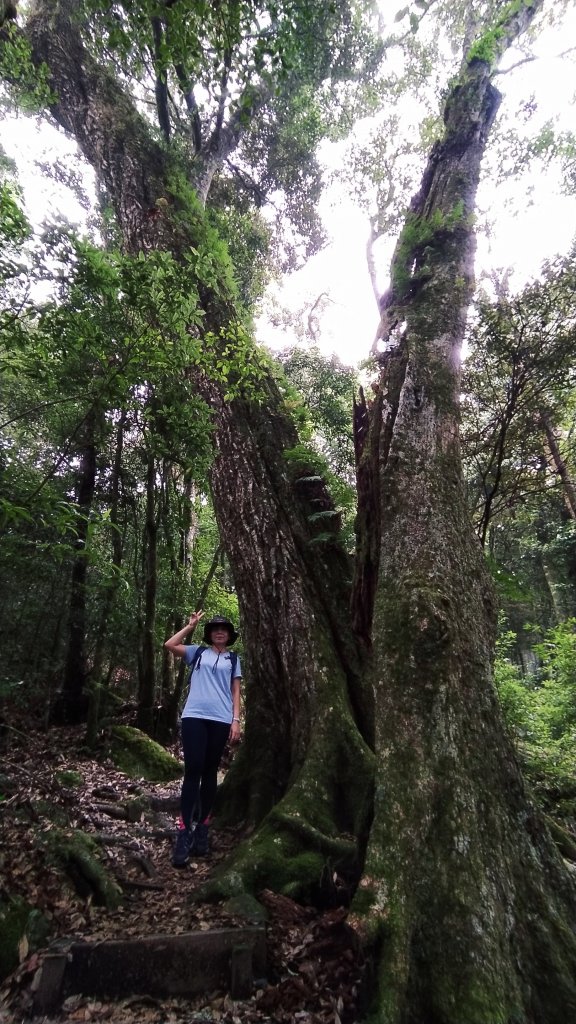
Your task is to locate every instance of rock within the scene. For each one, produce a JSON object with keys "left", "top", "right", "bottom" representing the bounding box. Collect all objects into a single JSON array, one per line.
[
  {"left": 109, "top": 726, "right": 182, "bottom": 782},
  {"left": 223, "top": 894, "right": 270, "bottom": 925}
]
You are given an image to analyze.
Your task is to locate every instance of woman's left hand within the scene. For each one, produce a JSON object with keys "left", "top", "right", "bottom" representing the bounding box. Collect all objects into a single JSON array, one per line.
[{"left": 229, "top": 720, "right": 241, "bottom": 744}]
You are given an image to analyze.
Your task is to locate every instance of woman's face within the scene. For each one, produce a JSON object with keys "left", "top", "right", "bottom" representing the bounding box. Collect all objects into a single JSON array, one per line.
[{"left": 210, "top": 628, "right": 229, "bottom": 646}]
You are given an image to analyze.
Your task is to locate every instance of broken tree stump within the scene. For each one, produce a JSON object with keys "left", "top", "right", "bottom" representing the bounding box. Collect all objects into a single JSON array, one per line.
[{"left": 33, "top": 927, "right": 266, "bottom": 1013}]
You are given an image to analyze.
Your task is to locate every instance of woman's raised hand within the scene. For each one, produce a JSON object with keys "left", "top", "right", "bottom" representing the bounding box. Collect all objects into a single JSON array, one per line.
[{"left": 189, "top": 610, "right": 204, "bottom": 627}]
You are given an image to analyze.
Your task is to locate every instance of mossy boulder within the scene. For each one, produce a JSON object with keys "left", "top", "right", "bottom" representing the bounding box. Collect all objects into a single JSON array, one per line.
[
  {"left": 109, "top": 726, "right": 182, "bottom": 782},
  {"left": 0, "top": 898, "right": 51, "bottom": 981}
]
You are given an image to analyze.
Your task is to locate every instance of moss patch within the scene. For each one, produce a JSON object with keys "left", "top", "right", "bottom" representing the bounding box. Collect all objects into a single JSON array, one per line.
[
  {"left": 109, "top": 725, "right": 182, "bottom": 782},
  {"left": 43, "top": 829, "right": 123, "bottom": 909},
  {"left": 54, "top": 769, "right": 84, "bottom": 787},
  {"left": 0, "top": 899, "right": 51, "bottom": 981},
  {"left": 223, "top": 894, "right": 269, "bottom": 925},
  {"left": 200, "top": 819, "right": 337, "bottom": 906},
  {"left": 466, "top": 0, "right": 537, "bottom": 66}
]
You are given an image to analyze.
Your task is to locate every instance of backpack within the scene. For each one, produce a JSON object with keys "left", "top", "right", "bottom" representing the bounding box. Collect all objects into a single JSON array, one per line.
[{"left": 188, "top": 645, "right": 238, "bottom": 684}]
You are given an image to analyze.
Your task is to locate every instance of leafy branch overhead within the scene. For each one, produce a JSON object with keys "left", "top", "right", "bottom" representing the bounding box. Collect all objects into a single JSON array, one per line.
[{"left": 76, "top": 0, "right": 385, "bottom": 256}]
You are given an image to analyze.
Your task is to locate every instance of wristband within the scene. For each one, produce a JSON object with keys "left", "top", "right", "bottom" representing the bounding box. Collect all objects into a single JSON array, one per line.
[{"left": 232, "top": 717, "right": 240, "bottom": 723}]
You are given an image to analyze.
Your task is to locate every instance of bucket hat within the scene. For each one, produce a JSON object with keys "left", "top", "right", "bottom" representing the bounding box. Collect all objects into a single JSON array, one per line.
[{"left": 202, "top": 615, "right": 239, "bottom": 645}]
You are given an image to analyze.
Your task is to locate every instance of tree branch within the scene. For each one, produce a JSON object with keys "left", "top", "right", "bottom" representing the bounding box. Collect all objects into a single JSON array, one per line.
[
  {"left": 213, "top": 47, "right": 232, "bottom": 142},
  {"left": 0, "top": 391, "right": 95, "bottom": 430},
  {"left": 194, "top": 79, "right": 272, "bottom": 203},
  {"left": 174, "top": 62, "right": 202, "bottom": 153},
  {"left": 151, "top": 15, "right": 170, "bottom": 142}
]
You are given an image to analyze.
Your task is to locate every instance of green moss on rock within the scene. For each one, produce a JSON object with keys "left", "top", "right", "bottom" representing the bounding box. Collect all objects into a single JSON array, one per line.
[
  {"left": 223, "top": 894, "right": 269, "bottom": 925},
  {"left": 109, "top": 725, "right": 182, "bottom": 782}
]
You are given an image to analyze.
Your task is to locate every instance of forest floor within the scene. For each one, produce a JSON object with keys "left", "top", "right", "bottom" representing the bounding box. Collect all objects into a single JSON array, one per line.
[{"left": 0, "top": 716, "right": 363, "bottom": 1024}]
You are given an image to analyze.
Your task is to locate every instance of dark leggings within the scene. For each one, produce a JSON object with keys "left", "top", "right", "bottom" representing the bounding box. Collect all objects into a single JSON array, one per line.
[{"left": 180, "top": 717, "right": 230, "bottom": 829}]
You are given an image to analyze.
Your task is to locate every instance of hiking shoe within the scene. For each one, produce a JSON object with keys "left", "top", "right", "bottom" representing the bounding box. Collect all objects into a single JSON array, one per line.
[
  {"left": 193, "top": 822, "right": 210, "bottom": 856},
  {"left": 172, "top": 826, "right": 193, "bottom": 867}
]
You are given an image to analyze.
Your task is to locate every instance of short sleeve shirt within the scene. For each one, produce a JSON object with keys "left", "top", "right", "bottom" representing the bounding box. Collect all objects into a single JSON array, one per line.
[{"left": 181, "top": 645, "right": 242, "bottom": 724}]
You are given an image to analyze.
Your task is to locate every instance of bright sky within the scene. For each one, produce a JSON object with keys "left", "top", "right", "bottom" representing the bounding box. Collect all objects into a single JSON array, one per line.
[{"left": 2, "top": 5, "right": 576, "bottom": 368}]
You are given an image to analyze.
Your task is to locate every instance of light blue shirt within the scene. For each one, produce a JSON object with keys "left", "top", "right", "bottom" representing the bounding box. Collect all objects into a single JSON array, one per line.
[{"left": 181, "top": 645, "right": 242, "bottom": 724}]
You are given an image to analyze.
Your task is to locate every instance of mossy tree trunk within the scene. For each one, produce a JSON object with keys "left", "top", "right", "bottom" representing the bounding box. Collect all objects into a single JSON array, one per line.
[
  {"left": 208, "top": 388, "right": 374, "bottom": 841},
  {"left": 349, "top": 7, "right": 576, "bottom": 1022}
]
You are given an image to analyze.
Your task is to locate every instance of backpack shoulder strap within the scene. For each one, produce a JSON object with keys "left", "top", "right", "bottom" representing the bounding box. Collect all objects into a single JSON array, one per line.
[
  {"left": 189, "top": 644, "right": 206, "bottom": 673},
  {"left": 229, "top": 651, "right": 238, "bottom": 681}
]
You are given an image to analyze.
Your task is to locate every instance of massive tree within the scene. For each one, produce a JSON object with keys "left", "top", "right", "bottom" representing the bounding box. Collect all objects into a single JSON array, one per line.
[
  {"left": 2, "top": 1, "right": 576, "bottom": 1020},
  {"left": 344, "top": 5, "right": 576, "bottom": 1019}
]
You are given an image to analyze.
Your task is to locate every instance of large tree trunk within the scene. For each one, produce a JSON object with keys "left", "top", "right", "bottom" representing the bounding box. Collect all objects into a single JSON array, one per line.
[
  {"left": 349, "top": 16, "right": 576, "bottom": 1024},
  {"left": 10, "top": 1, "right": 576, "bottom": 1018},
  {"left": 209, "top": 390, "right": 373, "bottom": 833}
]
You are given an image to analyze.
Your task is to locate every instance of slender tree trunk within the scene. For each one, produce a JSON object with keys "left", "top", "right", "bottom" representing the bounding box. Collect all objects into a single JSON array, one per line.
[
  {"left": 92, "top": 413, "right": 126, "bottom": 677},
  {"left": 540, "top": 553, "right": 572, "bottom": 623},
  {"left": 158, "top": 473, "right": 198, "bottom": 734},
  {"left": 196, "top": 542, "right": 223, "bottom": 609},
  {"left": 86, "top": 413, "right": 126, "bottom": 745},
  {"left": 136, "top": 452, "right": 159, "bottom": 733},
  {"left": 541, "top": 409, "right": 576, "bottom": 519},
  {"left": 158, "top": 466, "right": 177, "bottom": 703},
  {"left": 60, "top": 409, "right": 97, "bottom": 719}
]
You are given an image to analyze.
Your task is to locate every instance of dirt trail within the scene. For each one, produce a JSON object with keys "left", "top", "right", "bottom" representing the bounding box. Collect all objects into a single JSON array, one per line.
[{"left": 0, "top": 724, "right": 363, "bottom": 1024}]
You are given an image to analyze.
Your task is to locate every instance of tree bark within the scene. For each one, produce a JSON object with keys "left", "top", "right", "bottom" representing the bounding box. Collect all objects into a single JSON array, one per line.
[
  {"left": 540, "top": 409, "right": 576, "bottom": 520},
  {"left": 86, "top": 412, "right": 127, "bottom": 746},
  {"left": 349, "top": 14, "right": 576, "bottom": 1022},
  {"left": 136, "top": 452, "right": 159, "bottom": 733},
  {"left": 158, "top": 477, "right": 202, "bottom": 739},
  {"left": 60, "top": 407, "right": 97, "bottom": 719}
]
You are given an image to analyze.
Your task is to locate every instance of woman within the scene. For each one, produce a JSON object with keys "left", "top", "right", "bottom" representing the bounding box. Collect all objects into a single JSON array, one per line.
[{"left": 164, "top": 610, "right": 242, "bottom": 867}]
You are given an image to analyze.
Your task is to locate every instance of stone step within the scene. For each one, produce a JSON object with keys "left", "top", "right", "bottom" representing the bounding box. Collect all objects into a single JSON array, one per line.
[{"left": 33, "top": 927, "right": 267, "bottom": 1013}]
